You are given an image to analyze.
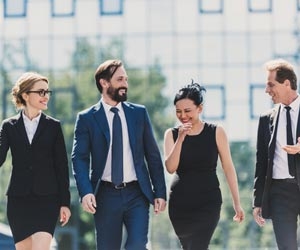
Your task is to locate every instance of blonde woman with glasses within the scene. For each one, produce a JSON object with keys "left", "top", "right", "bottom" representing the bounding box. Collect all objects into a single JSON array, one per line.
[{"left": 0, "top": 72, "right": 71, "bottom": 250}]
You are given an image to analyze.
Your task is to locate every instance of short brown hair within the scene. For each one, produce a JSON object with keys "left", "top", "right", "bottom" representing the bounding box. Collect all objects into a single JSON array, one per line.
[
  {"left": 11, "top": 72, "right": 48, "bottom": 109},
  {"left": 94, "top": 59, "right": 123, "bottom": 93},
  {"left": 264, "top": 59, "right": 297, "bottom": 90}
]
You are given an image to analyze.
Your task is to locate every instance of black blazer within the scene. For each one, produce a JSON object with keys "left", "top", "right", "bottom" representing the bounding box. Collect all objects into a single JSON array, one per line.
[
  {"left": 0, "top": 112, "right": 70, "bottom": 207},
  {"left": 253, "top": 104, "right": 300, "bottom": 218}
]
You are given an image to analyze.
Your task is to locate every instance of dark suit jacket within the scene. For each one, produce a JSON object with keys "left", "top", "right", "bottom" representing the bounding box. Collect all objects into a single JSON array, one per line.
[
  {"left": 71, "top": 101, "right": 167, "bottom": 204},
  {"left": 0, "top": 112, "right": 70, "bottom": 207},
  {"left": 253, "top": 104, "right": 300, "bottom": 218}
]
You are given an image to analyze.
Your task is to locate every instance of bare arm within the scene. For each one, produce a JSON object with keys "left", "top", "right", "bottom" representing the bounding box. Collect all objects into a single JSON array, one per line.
[
  {"left": 164, "top": 123, "right": 192, "bottom": 174},
  {"left": 216, "top": 125, "right": 245, "bottom": 222}
]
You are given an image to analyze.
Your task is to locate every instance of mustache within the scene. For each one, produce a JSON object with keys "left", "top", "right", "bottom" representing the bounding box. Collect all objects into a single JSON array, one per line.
[{"left": 118, "top": 87, "right": 127, "bottom": 92}]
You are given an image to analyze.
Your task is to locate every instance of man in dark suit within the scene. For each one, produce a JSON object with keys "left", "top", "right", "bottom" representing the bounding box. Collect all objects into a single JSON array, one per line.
[
  {"left": 71, "top": 59, "right": 167, "bottom": 250},
  {"left": 253, "top": 59, "right": 300, "bottom": 249}
]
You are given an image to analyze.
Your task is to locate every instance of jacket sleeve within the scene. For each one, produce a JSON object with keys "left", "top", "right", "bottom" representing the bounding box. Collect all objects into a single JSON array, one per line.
[
  {"left": 0, "top": 121, "right": 10, "bottom": 167},
  {"left": 54, "top": 123, "right": 71, "bottom": 207},
  {"left": 142, "top": 108, "right": 167, "bottom": 200},
  {"left": 71, "top": 113, "right": 93, "bottom": 199},
  {"left": 253, "top": 114, "right": 270, "bottom": 208}
]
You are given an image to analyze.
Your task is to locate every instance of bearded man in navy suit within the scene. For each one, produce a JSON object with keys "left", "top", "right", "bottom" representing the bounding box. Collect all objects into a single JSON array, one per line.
[{"left": 72, "top": 59, "right": 167, "bottom": 250}]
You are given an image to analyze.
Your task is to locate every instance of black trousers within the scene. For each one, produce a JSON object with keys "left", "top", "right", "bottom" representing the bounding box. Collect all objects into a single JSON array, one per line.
[{"left": 270, "top": 180, "right": 300, "bottom": 250}]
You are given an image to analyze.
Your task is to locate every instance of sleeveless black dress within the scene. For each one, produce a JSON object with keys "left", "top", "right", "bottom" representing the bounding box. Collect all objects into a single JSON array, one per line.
[{"left": 168, "top": 123, "right": 222, "bottom": 250}]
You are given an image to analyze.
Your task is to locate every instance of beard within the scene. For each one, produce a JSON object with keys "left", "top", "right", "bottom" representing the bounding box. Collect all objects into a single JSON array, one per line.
[{"left": 107, "top": 85, "right": 127, "bottom": 102}]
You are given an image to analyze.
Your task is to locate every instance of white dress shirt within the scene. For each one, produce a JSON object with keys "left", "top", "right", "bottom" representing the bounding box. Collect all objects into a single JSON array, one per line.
[
  {"left": 273, "top": 95, "right": 300, "bottom": 179},
  {"left": 22, "top": 111, "right": 41, "bottom": 144},
  {"left": 100, "top": 100, "right": 137, "bottom": 183}
]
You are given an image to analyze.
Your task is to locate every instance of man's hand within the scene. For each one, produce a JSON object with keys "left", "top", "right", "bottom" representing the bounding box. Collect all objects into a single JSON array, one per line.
[
  {"left": 82, "top": 193, "right": 97, "bottom": 214},
  {"left": 253, "top": 207, "right": 265, "bottom": 227},
  {"left": 154, "top": 198, "right": 166, "bottom": 214},
  {"left": 282, "top": 136, "right": 300, "bottom": 155}
]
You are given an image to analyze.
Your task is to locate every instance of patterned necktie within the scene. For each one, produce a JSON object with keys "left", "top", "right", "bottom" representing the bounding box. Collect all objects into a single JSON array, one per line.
[
  {"left": 285, "top": 106, "right": 296, "bottom": 176},
  {"left": 110, "top": 107, "right": 123, "bottom": 185}
]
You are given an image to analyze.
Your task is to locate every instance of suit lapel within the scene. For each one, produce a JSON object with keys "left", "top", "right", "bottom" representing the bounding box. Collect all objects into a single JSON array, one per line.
[
  {"left": 122, "top": 102, "right": 136, "bottom": 152},
  {"left": 269, "top": 105, "right": 280, "bottom": 151},
  {"left": 15, "top": 112, "right": 30, "bottom": 145},
  {"left": 93, "top": 102, "right": 110, "bottom": 144},
  {"left": 31, "top": 113, "right": 47, "bottom": 145}
]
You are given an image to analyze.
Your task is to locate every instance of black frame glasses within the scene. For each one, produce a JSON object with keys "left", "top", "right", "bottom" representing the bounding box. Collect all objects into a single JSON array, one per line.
[{"left": 26, "top": 90, "right": 52, "bottom": 97}]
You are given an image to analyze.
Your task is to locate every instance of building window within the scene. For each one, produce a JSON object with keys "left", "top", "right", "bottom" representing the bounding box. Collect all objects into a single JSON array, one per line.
[
  {"left": 100, "top": 0, "right": 123, "bottom": 16},
  {"left": 250, "top": 84, "right": 272, "bottom": 119},
  {"left": 51, "top": 0, "right": 76, "bottom": 17},
  {"left": 199, "top": 0, "right": 223, "bottom": 14},
  {"left": 248, "top": 0, "right": 272, "bottom": 13},
  {"left": 4, "top": 0, "right": 27, "bottom": 18},
  {"left": 203, "top": 85, "right": 226, "bottom": 120}
]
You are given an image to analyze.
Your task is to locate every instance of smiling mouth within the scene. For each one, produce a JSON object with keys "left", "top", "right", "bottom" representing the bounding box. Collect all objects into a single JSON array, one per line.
[
  {"left": 181, "top": 119, "right": 191, "bottom": 123},
  {"left": 119, "top": 89, "right": 127, "bottom": 95}
]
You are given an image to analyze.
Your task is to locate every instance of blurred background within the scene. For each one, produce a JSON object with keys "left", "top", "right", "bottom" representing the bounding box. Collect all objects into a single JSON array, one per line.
[{"left": 1, "top": 0, "right": 300, "bottom": 249}]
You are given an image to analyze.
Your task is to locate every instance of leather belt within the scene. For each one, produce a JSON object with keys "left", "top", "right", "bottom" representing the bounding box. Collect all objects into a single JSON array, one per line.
[
  {"left": 101, "top": 181, "right": 138, "bottom": 189},
  {"left": 272, "top": 178, "right": 297, "bottom": 184}
]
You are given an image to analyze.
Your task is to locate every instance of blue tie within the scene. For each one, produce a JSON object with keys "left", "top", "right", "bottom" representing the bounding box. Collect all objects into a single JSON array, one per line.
[
  {"left": 110, "top": 107, "right": 123, "bottom": 185},
  {"left": 285, "top": 106, "right": 296, "bottom": 176}
]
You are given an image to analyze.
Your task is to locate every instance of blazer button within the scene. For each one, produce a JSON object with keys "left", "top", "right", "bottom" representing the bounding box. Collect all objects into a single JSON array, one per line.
[{"left": 29, "top": 166, "right": 33, "bottom": 170}]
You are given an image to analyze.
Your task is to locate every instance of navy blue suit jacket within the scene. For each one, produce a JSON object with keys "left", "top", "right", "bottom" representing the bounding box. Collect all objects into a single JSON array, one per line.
[{"left": 71, "top": 101, "right": 166, "bottom": 204}]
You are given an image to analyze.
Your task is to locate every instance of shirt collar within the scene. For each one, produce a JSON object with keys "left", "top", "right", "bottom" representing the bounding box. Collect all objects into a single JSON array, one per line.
[
  {"left": 280, "top": 95, "right": 300, "bottom": 112},
  {"left": 101, "top": 99, "right": 123, "bottom": 114},
  {"left": 22, "top": 110, "right": 42, "bottom": 123}
]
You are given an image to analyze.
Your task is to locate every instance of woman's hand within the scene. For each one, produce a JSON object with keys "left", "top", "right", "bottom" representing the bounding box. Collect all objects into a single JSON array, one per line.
[
  {"left": 233, "top": 204, "right": 245, "bottom": 223},
  {"left": 60, "top": 206, "right": 71, "bottom": 226},
  {"left": 178, "top": 122, "right": 192, "bottom": 140}
]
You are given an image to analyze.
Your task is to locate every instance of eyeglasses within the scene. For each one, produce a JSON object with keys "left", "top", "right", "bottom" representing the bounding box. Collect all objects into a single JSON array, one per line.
[{"left": 26, "top": 90, "right": 52, "bottom": 97}]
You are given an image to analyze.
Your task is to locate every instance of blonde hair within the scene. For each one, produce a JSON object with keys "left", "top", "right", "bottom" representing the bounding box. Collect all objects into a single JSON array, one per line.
[{"left": 11, "top": 72, "right": 48, "bottom": 109}]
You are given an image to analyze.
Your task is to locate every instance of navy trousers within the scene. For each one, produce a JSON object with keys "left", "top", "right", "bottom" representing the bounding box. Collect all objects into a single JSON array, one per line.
[
  {"left": 94, "top": 181, "right": 149, "bottom": 250},
  {"left": 270, "top": 181, "right": 300, "bottom": 250}
]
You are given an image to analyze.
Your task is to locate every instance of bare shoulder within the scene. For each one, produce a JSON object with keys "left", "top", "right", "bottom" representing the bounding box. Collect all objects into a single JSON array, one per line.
[
  {"left": 164, "top": 127, "right": 173, "bottom": 138},
  {"left": 215, "top": 124, "right": 228, "bottom": 141},
  {"left": 216, "top": 124, "right": 225, "bottom": 133}
]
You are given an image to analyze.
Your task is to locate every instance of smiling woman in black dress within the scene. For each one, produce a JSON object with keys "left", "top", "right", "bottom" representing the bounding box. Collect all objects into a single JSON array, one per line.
[
  {"left": 164, "top": 81, "right": 245, "bottom": 250},
  {"left": 0, "top": 72, "right": 71, "bottom": 250}
]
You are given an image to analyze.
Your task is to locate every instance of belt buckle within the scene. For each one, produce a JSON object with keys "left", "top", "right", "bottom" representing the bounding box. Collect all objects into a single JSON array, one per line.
[{"left": 114, "top": 182, "right": 126, "bottom": 189}]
